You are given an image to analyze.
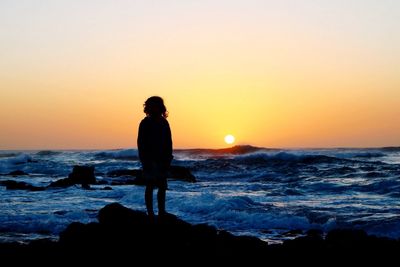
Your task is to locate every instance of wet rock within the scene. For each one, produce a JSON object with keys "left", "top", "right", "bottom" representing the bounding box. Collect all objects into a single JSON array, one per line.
[
  {"left": 49, "top": 165, "right": 96, "bottom": 188},
  {"left": 0, "top": 180, "right": 45, "bottom": 191}
]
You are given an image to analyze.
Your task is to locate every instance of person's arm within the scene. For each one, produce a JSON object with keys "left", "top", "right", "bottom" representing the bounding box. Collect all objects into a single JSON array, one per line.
[
  {"left": 165, "top": 121, "right": 173, "bottom": 165},
  {"left": 137, "top": 119, "right": 148, "bottom": 164}
]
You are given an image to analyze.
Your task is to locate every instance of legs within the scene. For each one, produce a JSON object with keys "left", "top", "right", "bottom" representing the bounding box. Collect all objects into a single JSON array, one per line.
[
  {"left": 157, "top": 188, "right": 166, "bottom": 216},
  {"left": 145, "top": 185, "right": 155, "bottom": 217},
  {"left": 145, "top": 185, "right": 166, "bottom": 217}
]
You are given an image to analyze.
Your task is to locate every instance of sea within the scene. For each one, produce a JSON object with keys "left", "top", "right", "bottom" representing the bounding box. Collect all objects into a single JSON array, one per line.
[{"left": 1, "top": 145, "right": 399, "bottom": 244}]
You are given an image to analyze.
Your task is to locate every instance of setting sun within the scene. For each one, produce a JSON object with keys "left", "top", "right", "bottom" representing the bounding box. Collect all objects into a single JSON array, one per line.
[{"left": 224, "top": 135, "right": 235, "bottom": 145}]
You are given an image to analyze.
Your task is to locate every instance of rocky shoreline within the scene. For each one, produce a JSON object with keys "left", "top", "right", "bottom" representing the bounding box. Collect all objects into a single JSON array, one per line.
[{"left": 1, "top": 202, "right": 398, "bottom": 264}]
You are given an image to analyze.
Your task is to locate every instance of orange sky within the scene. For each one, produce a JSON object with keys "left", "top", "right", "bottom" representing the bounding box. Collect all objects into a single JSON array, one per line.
[{"left": 1, "top": 1, "right": 399, "bottom": 149}]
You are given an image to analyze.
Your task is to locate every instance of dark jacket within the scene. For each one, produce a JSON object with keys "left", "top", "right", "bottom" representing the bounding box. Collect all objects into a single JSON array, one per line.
[{"left": 137, "top": 116, "right": 173, "bottom": 167}]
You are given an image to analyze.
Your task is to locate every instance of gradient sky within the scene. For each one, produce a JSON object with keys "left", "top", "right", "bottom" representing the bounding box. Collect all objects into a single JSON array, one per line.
[{"left": 1, "top": 0, "right": 399, "bottom": 149}]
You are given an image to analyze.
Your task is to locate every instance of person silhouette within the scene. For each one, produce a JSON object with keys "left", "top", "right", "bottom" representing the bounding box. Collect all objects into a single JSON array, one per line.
[{"left": 137, "top": 96, "right": 173, "bottom": 220}]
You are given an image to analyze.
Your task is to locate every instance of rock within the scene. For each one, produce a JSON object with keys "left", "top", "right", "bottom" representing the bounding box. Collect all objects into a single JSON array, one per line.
[
  {"left": 68, "top": 165, "right": 96, "bottom": 185},
  {"left": 49, "top": 165, "right": 96, "bottom": 188},
  {"left": 168, "top": 165, "right": 196, "bottom": 182},
  {"left": 0, "top": 180, "right": 45, "bottom": 191},
  {"left": 97, "top": 202, "right": 150, "bottom": 227},
  {"left": 48, "top": 178, "right": 75, "bottom": 188},
  {"left": 1, "top": 203, "right": 400, "bottom": 263},
  {"left": 326, "top": 229, "right": 369, "bottom": 248},
  {"left": 59, "top": 203, "right": 265, "bottom": 260}
]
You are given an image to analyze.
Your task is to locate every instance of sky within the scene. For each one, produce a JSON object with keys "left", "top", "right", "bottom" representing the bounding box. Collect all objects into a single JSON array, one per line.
[{"left": 0, "top": 0, "right": 399, "bottom": 149}]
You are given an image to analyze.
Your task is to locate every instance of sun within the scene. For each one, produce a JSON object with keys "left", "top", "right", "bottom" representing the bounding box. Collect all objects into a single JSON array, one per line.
[{"left": 224, "top": 134, "right": 235, "bottom": 145}]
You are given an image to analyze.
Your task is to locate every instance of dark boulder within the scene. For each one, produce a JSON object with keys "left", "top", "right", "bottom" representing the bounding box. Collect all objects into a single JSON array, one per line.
[
  {"left": 168, "top": 165, "right": 196, "bottom": 182},
  {"left": 2, "top": 203, "right": 400, "bottom": 263},
  {"left": 58, "top": 203, "right": 266, "bottom": 260},
  {"left": 49, "top": 165, "right": 96, "bottom": 188},
  {"left": 68, "top": 165, "right": 96, "bottom": 184},
  {"left": 0, "top": 180, "right": 45, "bottom": 191},
  {"left": 48, "top": 178, "right": 76, "bottom": 188}
]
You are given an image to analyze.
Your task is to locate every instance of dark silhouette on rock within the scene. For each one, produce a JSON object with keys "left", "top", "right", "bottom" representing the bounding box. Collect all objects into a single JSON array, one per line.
[{"left": 137, "top": 96, "right": 173, "bottom": 219}]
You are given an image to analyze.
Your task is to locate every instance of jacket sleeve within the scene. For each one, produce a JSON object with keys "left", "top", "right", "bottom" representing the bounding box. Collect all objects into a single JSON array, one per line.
[
  {"left": 137, "top": 120, "right": 148, "bottom": 163},
  {"left": 165, "top": 121, "right": 173, "bottom": 165}
]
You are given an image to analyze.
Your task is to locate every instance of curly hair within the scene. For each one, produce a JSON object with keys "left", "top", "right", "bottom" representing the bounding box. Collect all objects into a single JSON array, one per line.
[{"left": 143, "top": 96, "right": 168, "bottom": 118}]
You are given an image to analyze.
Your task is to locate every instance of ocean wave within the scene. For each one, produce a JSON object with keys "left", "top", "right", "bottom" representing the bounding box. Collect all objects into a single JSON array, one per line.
[
  {"left": 94, "top": 149, "right": 138, "bottom": 160},
  {"left": 177, "top": 145, "right": 393, "bottom": 158},
  {"left": 191, "top": 152, "right": 351, "bottom": 171},
  {"left": 1, "top": 147, "right": 399, "bottom": 244},
  {"left": 356, "top": 179, "right": 400, "bottom": 194},
  {"left": 175, "top": 145, "right": 275, "bottom": 157},
  {"left": 182, "top": 195, "right": 337, "bottom": 235},
  {"left": 0, "top": 152, "right": 19, "bottom": 158},
  {"left": 381, "top": 147, "right": 400, "bottom": 152},
  {"left": 36, "top": 150, "right": 61, "bottom": 156},
  {"left": 333, "top": 151, "right": 386, "bottom": 158},
  {"left": 319, "top": 166, "right": 357, "bottom": 176},
  {"left": 0, "top": 153, "right": 32, "bottom": 165},
  {"left": 233, "top": 151, "right": 356, "bottom": 165}
]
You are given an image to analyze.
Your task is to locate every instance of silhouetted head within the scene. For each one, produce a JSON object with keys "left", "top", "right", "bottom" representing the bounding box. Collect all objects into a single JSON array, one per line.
[{"left": 143, "top": 96, "right": 168, "bottom": 118}]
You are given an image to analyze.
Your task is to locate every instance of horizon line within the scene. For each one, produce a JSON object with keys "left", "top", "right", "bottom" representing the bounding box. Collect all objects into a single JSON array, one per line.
[{"left": 1, "top": 144, "right": 399, "bottom": 151}]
